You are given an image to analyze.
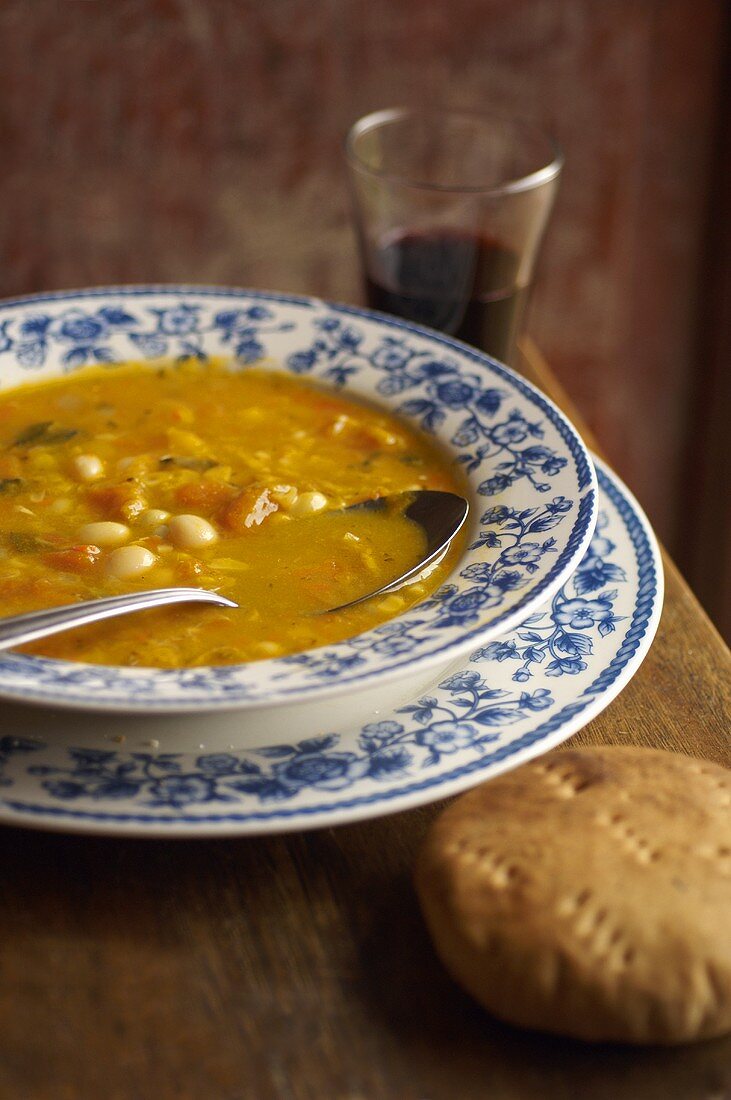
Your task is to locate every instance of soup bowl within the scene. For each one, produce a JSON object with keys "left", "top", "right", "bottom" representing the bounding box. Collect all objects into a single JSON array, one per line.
[{"left": 0, "top": 286, "right": 597, "bottom": 722}]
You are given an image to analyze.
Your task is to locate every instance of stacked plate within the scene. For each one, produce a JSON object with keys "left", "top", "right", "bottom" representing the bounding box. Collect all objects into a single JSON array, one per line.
[{"left": 0, "top": 288, "right": 663, "bottom": 836}]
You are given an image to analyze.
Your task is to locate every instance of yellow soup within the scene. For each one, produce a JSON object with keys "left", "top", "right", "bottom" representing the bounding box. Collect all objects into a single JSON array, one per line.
[{"left": 0, "top": 360, "right": 466, "bottom": 667}]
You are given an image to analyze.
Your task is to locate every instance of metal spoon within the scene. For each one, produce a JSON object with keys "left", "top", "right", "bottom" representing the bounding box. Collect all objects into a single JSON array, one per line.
[
  {"left": 0, "top": 490, "right": 468, "bottom": 652},
  {"left": 0, "top": 588, "right": 238, "bottom": 653},
  {"left": 328, "top": 489, "right": 469, "bottom": 612}
]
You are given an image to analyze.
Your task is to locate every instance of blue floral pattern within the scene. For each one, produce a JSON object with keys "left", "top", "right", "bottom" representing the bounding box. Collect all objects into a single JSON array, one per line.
[
  {"left": 288, "top": 327, "right": 569, "bottom": 496},
  {"left": 25, "top": 679, "right": 557, "bottom": 808},
  {"left": 0, "top": 736, "right": 43, "bottom": 787},
  {"left": 0, "top": 287, "right": 597, "bottom": 710},
  {"left": 0, "top": 300, "right": 294, "bottom": 370},
  {"left": 0, "top": 461, "right": 663, "bottom": 833},
  {"left": 473, "top": 510, "right": 626, "bottom": 682}
]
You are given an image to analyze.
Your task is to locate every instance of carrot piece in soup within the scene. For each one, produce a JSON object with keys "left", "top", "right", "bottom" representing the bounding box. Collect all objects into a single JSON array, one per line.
[
  {"left": 220, "top": 486, "right": 279, "bottom": 532},
  {"left": 86, "top": 483, "right": 146, "bottom": 521},
  {"left": 45, "top": 544, "right": 102, "bottom": 573},
  {"left": 175, "top": 481, "right": 235, "bottom": 515}
]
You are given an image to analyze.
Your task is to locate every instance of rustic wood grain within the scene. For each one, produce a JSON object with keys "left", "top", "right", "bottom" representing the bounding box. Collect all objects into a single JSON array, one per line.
[{"left": 0, "top": 345, "right": 729, "bottom": 1100}]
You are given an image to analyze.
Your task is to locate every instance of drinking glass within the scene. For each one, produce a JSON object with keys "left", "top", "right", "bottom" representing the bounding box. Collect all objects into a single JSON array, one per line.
[{"left": 345, "top": 107, "right": 563, "bottom": 364}]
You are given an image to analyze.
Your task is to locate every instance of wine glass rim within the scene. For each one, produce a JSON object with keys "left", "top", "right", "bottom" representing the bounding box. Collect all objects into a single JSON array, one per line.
[{"left": 345, "top": 107, "right": 564, "bottom": 196}]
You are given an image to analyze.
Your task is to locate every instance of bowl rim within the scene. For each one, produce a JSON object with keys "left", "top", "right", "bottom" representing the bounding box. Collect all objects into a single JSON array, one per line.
[{"left": 0, "top": 284, "right": 598, "bottom": 711}]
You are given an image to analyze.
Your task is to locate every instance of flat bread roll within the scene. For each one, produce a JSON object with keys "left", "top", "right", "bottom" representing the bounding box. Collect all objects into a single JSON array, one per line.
[{"left": 415, "top": 746, "right": 731, "bottom": 1044}]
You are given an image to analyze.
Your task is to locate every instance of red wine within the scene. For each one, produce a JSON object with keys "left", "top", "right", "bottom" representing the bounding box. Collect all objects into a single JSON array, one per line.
[{"left": 364, "top": 230, "right": 528, "bottom": 362}]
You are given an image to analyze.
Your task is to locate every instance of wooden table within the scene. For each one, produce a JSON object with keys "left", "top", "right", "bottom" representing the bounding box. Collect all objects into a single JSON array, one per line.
[{"left": 1, "top": 342, "right": 729, "bottom": 1100}]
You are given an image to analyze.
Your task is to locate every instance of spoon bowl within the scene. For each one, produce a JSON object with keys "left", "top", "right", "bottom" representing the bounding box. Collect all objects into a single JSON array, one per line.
[
  {"left": 331, "top": 489, "right": 469, "bottom": 611},
  {"left": 0, "top": 490, "right": 469, "bottom": 653}
]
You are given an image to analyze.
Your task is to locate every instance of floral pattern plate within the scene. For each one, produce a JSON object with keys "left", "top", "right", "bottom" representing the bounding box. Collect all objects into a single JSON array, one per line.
[
  {"left": 0, "top": 286, "right": 596, "bottom": 711},
  {"left": 0, "top": 458, "right": 662, "bottom": 837}
]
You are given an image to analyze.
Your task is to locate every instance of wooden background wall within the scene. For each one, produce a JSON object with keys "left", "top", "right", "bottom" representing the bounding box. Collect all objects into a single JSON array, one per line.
[{"left": 2, "top": 0, "right": 728, "bottom": 637}]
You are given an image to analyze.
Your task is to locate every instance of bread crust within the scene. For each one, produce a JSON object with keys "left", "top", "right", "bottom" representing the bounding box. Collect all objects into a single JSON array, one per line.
[{"left": 415, "top": 746, "right": 731, "bottom": 1044}]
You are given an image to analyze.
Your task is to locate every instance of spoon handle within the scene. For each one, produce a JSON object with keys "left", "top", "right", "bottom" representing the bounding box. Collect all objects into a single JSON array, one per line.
[{"left": 0, "top": 589, "right": 237, "bottom": 653}]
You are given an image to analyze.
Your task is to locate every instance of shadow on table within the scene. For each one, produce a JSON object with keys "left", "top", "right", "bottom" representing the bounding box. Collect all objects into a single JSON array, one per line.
[
  {"left": 1, "top": 803, "right": 730, "bottom": 1099},
  {"left": 352, "top": 853, "right": 731, "bottom": 1099}
]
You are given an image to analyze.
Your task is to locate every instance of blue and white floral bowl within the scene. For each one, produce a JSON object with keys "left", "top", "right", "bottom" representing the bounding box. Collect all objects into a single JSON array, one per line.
[{"left": 0, "top": 286, "right": 597, "bottom": 715}]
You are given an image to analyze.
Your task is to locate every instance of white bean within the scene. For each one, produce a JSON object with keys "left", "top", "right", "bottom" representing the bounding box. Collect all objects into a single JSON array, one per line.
[
  {"left": 167, "top": 514, "right": 218, "bottom": 550},
  {"left": 105, "top": 545, "right": 157, "bottom": 579},
  {"left": 71, "top": 454, "right": 104, "bottom": 482},
  {"left": 77, "top": 521, "right": 130, "bottom": 547},
  {"left": 288, "top": 491, "right": 328, "bottom": 516},
  {"left": 137, "top": 508, "right": 171, "bottom": 528}
]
